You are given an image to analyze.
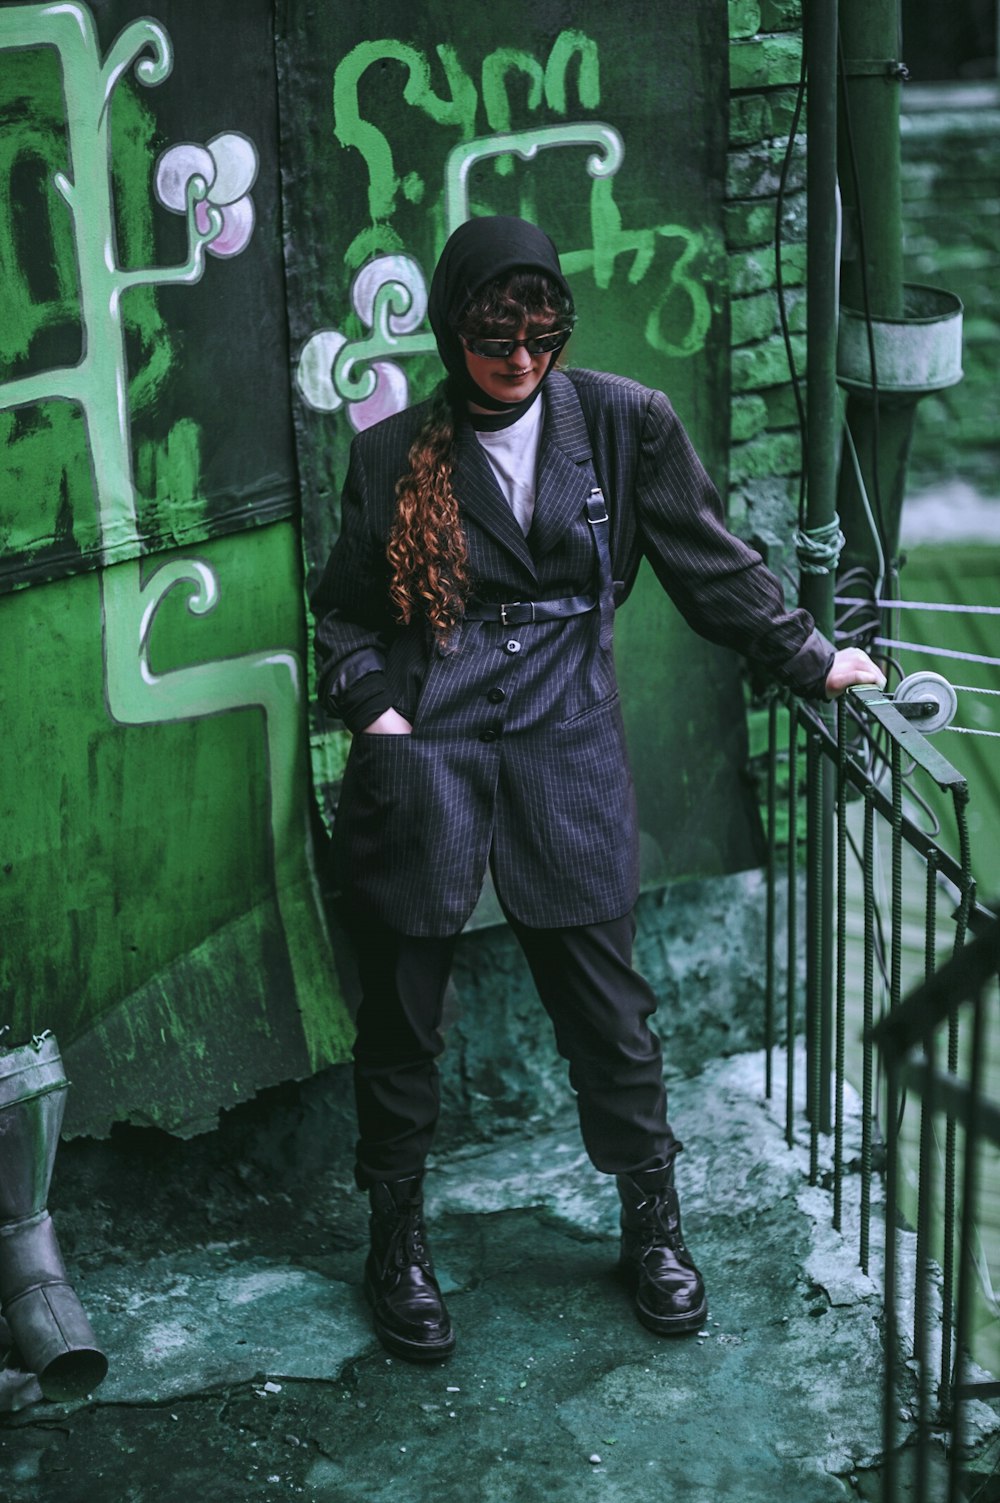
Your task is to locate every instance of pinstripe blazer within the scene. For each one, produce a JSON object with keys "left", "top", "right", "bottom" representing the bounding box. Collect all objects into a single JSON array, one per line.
[{"left": 312, "top": 368, "right": 832, "bottom": 936}]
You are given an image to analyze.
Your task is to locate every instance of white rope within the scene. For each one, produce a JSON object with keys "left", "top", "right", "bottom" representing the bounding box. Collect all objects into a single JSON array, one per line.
[
  {"left": 875, "top": 637, "right": 1000, "bottom": 668},
  {"left": 837, "top": 596, "right": 1000, "bottom": 617},
  {"left": 945, "top": 681, "right": 1000, "bottom": 737},
  {"left": 843, "top": 421, "right": 886, "bottom": 597}
]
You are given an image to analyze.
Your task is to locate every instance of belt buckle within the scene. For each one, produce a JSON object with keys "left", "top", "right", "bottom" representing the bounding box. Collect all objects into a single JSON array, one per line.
[
  {"left": 586, "top": 485, "right": 609, "bottom": 525},
  {"left": 499, "top": 601, "right": 521, "bottom": 626}
]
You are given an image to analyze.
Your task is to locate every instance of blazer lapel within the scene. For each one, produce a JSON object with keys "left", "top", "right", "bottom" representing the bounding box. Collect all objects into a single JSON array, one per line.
[
  {"left": 453, "top": 424, "right": 538, "bottom": 582},
  {"left": 530, "top": 372, "right": 598, "bottom": 558}
]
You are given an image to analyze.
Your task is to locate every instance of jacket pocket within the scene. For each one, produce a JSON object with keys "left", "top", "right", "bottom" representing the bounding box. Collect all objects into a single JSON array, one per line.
[{"left": 557, "top": 690, "right": 620, "bottom": 730}]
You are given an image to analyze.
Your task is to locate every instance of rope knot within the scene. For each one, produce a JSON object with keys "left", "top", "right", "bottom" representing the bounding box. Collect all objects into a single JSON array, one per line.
[{"left": 795, "top": 516, "right": 845, "bottom": 576}]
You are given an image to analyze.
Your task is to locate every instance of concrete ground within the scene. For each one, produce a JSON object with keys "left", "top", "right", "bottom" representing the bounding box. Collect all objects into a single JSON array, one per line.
[{"left": 1, "top": 1048, "right": 997, "bottom": 1502}]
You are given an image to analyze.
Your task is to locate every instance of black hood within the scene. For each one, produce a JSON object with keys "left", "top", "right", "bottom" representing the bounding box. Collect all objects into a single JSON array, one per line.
[{"left": 427, "top": 215, "right": 573, "bottom": 413}]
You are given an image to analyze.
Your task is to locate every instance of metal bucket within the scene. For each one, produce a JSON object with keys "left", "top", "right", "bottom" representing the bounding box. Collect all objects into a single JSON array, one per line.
[{"left": 837, "top": 283, "right": 964, "bottom": 394}]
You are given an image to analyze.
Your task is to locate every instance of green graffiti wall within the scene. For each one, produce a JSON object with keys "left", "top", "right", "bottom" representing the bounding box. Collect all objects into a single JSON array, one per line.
[
  {"left": 0, "top": 1, "right": 349, "bottom": 1135},
  {"left": 1, "top": 0, "right": 752, "bottom": 1136}
]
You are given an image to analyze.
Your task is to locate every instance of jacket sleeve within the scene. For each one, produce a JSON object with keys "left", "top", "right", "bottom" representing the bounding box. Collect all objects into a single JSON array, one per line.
[
  {"left": 310, "top": 440, "right": 397, "bottom": 732},
  {"left": 632, "top": 388, "right": 834, "bottom": 699}
]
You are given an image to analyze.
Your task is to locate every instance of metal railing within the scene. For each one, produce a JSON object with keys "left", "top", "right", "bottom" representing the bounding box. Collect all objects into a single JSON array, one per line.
[{"left": 760, "top": 683, "right": 998, "bottom": 1501}]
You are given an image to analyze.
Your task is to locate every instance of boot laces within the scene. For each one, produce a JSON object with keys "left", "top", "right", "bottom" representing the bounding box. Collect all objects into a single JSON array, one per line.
[
  {"left": 634, "top": 1192, "right": 686, "bottom": 1257},
  {"left": 390, "top": 1206, "right": 430, "bottom": 1270}
]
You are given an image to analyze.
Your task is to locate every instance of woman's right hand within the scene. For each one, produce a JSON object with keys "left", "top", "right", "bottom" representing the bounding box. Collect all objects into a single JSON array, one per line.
[{"left": 362, "top": 707, "right": 413, "bottom": 735}]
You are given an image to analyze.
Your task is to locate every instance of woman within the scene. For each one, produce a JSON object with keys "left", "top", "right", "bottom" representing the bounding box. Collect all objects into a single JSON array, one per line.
[{"left": 312, "top": 215, "right": 883, "bottom": 1362}]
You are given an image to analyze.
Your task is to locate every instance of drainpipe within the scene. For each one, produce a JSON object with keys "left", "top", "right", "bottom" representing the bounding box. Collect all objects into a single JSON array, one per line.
[
  {"left": 801, "top": 0, "right": 840, "bottom": 1135},
  {"left": 834, "top": 3, "right": 963, "bottom": 595},
  {"left": 801, "top": 0, "right": 964, "bottom": 1136},
  {"left": 835, "top": 0, "right": 908, "bottom": 591}
]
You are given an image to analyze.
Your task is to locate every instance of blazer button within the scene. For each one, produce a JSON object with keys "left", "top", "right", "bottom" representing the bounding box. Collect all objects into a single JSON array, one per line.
[
  {"left": 487, "top": 687, "right": 506, "bottom": 704},
  {"left": 479, "top": 728, "right": 500, "bottom": 743},
  {"left": 504, "top": 639, "right": 522, "bottom": 654}
]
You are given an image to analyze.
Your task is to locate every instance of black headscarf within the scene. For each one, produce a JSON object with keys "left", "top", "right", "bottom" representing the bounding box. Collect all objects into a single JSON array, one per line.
[{"left": 427, "top": 216, "right": 573, "bottom": 416}]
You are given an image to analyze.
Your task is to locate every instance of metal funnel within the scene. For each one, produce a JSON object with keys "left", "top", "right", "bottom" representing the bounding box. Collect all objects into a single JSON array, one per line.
[{"left": 0, "top": 1035, "right": 108, "bottom": 1401}]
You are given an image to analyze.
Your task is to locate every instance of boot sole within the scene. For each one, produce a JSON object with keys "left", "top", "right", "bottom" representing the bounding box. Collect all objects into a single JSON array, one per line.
[
  {"left": 364, "top": 1270, "right": 456, "bottom": 1362},
  {"left": 634, "top": 1294, "right": 708, "bottom": 1336},
  {"left": 373, "top": 1322, "right": 456, "bottom": 1362},
  {"left": 618, "top": 1261, "right": 708, "bottom": 1336}
]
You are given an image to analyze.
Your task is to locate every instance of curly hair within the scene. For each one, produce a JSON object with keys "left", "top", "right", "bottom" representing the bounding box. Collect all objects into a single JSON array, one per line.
[{"left": 386, "top": 271, "right": 575, "bottom": 643}]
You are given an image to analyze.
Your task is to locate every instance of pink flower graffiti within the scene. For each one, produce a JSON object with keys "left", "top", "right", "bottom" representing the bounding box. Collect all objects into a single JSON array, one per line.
[{"left": 154, "top": 132, "right": 258, "bottom": 258}]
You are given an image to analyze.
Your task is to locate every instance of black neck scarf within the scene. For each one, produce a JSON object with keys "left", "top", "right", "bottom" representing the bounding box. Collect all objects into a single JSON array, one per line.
[{"left": 428, "top": 216, "right": 572, "bottom": 421}]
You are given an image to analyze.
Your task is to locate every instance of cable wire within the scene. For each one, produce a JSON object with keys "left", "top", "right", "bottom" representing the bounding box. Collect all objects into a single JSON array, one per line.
[
  {"left": 774, "top": 33, "right": 809, "bottom": 530},
  {"left": 843, "top": 418, "right": 888, "bottom": 597},
  {"left": 836, "top": 28, "right": 891, "bottom": 566},
  {"left": 874, "top": 639, "right": 1000, "bottom": 669},
  {"left": 837, "top": 598, "right": 1000, "bottom": 618}
]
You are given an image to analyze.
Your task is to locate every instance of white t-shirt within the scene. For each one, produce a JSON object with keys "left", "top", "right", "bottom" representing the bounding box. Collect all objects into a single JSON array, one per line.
[{"left": 473, "top": 394, "right": 544, "bottom": 536}]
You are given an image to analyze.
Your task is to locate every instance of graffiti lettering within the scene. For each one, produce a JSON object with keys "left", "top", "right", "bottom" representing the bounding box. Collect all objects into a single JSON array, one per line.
[
  {"left": 332, "top": 30, "right": 606, "bottom": 260},
  {"left": 332, "top": 39, "right": 478, "bottom": 253},
  {"left": 561, "top": 177, "right": 712, "bottom": 357},
  {"left": 543, "top": 31, "right": 601, "bottom": 114},
  {"left": 480, "top": 49, "right": 544, "bottom": 176},
  {"left": 317, "top": 30, "right": 714, "bottom": 430},
  {"left": 444, "top": 122, "right": 623, "bottom": 235}
]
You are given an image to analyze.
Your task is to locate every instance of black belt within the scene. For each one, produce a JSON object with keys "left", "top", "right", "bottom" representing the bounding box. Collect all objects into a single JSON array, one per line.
[{"left": 463, "top": 594, "right": 597, "bottom": 626}]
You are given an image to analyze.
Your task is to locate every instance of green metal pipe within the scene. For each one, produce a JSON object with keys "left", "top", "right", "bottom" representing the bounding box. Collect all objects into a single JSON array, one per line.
[
  {"left": 837, "top": 6, "right": 905, "bottom": 317},
  {"left": 835, "top": 0, "right": 914, "bottom": 578},
  {"left": 802, "top": 0, "right": 840, "bottom": 645},
  {"left": 802, "top": 0, "right": 839, "bottom": 1133}
]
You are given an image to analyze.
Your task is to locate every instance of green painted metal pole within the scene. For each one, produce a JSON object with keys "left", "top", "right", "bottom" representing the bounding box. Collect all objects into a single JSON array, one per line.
[
  {"left": 803, "top": 0, "right": 841, "bottom": 615},
  {"left": 838, "top": 9, "right": 905, "bottom": 316},
  {"left": 835, "top": 0, "right": 913, "bottom": 580},
  {"left": 801, "top": 0, "right": 839, "bottom": 1134}
]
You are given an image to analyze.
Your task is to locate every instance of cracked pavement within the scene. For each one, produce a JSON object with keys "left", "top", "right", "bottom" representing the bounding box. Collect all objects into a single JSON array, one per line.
[{"left": 1, "top": 1049, "right": 997, "bottom": 1501}]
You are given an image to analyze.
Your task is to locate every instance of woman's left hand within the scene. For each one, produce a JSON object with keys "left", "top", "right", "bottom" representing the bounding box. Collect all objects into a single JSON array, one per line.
[{"left": 825, "top": 647, "right": 886, "bottom": 699}]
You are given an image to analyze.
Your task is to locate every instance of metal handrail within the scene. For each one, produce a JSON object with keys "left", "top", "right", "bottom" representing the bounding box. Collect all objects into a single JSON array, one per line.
[{"left": 761, "top": 680, "right": 997, "bottom": 1502}]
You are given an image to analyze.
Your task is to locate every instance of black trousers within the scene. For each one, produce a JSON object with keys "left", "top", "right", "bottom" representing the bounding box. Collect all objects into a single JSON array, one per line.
[{"left": 350, "top": 905, "right": 681, "bottom": 1188}]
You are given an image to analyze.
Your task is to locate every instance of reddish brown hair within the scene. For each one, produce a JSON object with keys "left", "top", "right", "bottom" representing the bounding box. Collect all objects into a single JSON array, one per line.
[{"left": 386, "top": 272, "right": 574, "bottom": 642}]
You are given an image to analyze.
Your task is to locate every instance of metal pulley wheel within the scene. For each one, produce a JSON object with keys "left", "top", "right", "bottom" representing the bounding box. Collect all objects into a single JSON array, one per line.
[{"left": 893, "top": 671, "right": 958, "bottom": 734}]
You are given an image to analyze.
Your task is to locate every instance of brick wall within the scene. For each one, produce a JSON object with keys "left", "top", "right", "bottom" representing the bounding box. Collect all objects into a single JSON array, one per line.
[
  {"left": 726, "top": 0, "right": 807, "bottom": 573},
  {"left": 725, "top": 9, "right": 999, "bottom": 535}
]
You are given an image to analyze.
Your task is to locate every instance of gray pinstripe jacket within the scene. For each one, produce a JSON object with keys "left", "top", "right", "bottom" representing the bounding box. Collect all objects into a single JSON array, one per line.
[{"left": 312, "top": 368, "right": 832, "bottom": 936}]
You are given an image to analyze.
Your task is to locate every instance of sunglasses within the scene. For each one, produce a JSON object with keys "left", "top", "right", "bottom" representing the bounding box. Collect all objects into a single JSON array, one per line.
[{"left": 460, "top": 327, "right": 574, "bottom": 360}]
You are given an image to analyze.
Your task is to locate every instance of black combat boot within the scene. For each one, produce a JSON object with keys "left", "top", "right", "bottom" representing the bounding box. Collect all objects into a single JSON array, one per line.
[
  {"left": 616, "top": 1163, "right": 707, "bottom": 1335},
  {"left": 363, "top": 1175, "right": 455, "bottom": 1361}
]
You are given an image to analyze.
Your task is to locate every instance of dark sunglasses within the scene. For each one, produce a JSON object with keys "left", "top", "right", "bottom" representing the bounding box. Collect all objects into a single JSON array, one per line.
[{"left": 460, "top": 327, "right": 574, "bottom": 360}]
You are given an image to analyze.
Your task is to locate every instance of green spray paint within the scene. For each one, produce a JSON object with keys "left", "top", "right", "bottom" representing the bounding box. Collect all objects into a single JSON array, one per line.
[
  {"left": 333, "top": 39, "right": 479, "bottom": 253},
  {"left": 0, "top": 3, "right": 350, "bottom": 1070},
  {"left": 481, "top": 50, "right": 545, "bottom": 147},
  {"left": 0, "top": 49, "right": 77, "bottom": 364},
  {"left": 0, "top": 42, "right": 177, "bottom": 575},
  {"left": 305, "top": 30, "right": 713, "bottom": 432}
]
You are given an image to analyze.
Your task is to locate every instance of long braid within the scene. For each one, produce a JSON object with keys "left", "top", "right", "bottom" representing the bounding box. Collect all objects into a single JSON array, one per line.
[{"left": 387, "top": 387, "right": 469, "bottom": 642}]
